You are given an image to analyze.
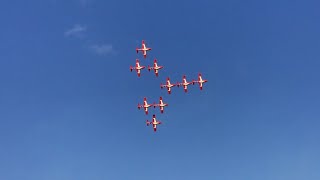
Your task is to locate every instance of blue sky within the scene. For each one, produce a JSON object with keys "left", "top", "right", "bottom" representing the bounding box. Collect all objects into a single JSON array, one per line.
[{"left": 0, "top": 0, "right": 320, "bottom": 179}]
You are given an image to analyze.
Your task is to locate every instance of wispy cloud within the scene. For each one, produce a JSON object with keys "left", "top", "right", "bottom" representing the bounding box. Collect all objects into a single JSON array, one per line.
[
  {"left": 79, "top": 0, "right": 93, "bottom": 7},
  {"left": 65, "top": 23, "right": 116, "bottom": 56},
  {"left": 64, "top": 24, "right": 86, "bottom": 37},
  {"left": 90, "top": 44, "right": 116, "bottom": 55}
]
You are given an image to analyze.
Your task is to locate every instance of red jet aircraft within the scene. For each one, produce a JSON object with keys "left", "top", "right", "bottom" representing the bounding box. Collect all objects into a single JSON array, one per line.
[
  {"left": 146, "top": 114, "right": 162, "bottom": 132},
  {"left": 148, "top": 59, "right": 163, "bottom": 77},
  {"left": 153, "top": 96, "right": 168, "bottom": 113},
  {"left": 160, "top": 77, "right": 176, "bottom": 94},
  {"left": 176, "top": 75, "right": 193, "bottom": 92},
  {"left": 137, "top": 97, "right": 153, "bottom": 115},
  {"left": 192, "top": 73, "right": 208, "bottom": 90},
  {"left": 136, "top": 40, "right": 151, "bottom": 59},
  {"left": 130, "top": 59, "right": 145, "bottom": 77}
]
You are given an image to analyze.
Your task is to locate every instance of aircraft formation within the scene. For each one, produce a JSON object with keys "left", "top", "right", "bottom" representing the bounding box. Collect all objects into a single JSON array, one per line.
[{"left": 130, "top": 40, "right": 208, "bottom": 132}]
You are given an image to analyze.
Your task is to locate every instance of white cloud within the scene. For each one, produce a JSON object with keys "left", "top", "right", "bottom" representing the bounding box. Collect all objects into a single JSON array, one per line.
[
  {"left": 90, "top": 44, "right": 115, "bottom": 55},
  {"left": 64, "top": 24, "right": 86, "bottom": 37}
]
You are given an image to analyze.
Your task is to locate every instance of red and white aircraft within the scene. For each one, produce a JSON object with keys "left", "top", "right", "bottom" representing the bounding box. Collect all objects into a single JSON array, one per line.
[
  {"left": 130, "top": 59, "right": 145, "bottom": 77},
  {"left": 153, "top": 96, "right": 168, "bottom": 113},
  {"left": 137, "top": 97, "right": 154, "bottom": 115},
  {"left": 146, "top": 114, "right": 162, "bottom": 132},
  {"left": 160, "top": 77, "right": 176, "bottom": 94},
  {"left": 192, "top": 73, "right": 208, "bottom": 90},
  {"left": 176, "top": 75, "right": 193, "bottom": 93},
  {"left": 148, "top": 59, "right": 163, "bottom": 77},
  {"left": 136, "top": 40, "right": 152, "bottom": 59}
]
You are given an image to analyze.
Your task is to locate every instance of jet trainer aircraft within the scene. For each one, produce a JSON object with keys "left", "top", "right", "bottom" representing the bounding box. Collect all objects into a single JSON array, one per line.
[
  {"left": 137, "top": 97, "right": 153, "bottom": 115},
  {"left": 153, "top": 96, "right": 168, "bottom": 113},
  {"left": 192, "top": 73, "right": 208, "bottom": 90},
  {"left": 136, "top": 40, "right": 151, "bottom": 59},
  {"left": 176, "top": 75, "right": 193, "bottom": 93},
  {"left": 148, "top": 59, "right": 163, "bottom": 77},
  {"left": 160, "top": 77, "right": 176, "bottom": 94},
  {"left": 130, "top": 59, "right": 145, "bottom": 77},
  {"left": 146, "top": 114, "right": 162, "bottom": 132}
]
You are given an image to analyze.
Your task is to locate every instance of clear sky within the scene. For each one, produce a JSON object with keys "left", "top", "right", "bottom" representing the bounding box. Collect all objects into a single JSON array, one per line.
[{"left": 0, "top": 0, "right": 320, "bottom": 179}]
